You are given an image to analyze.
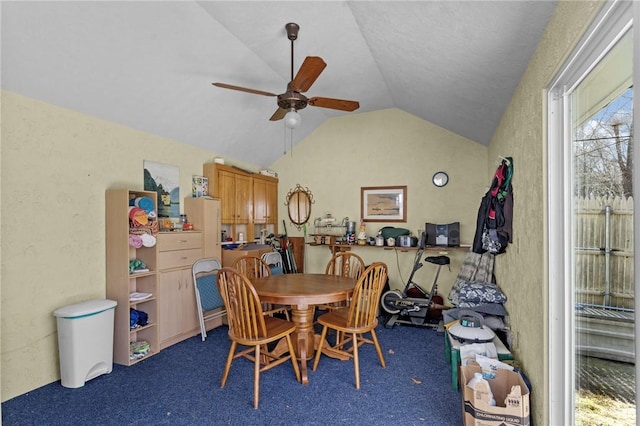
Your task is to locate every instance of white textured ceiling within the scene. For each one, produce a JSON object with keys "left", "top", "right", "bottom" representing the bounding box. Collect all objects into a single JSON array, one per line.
[{"left": 1, "top": 1, "right": 557, "bottom": 167}]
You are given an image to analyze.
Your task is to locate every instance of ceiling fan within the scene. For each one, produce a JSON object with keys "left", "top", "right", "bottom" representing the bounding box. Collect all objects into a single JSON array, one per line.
[{"left": 212, "top": 22, "right": 360, "bottom": 128}]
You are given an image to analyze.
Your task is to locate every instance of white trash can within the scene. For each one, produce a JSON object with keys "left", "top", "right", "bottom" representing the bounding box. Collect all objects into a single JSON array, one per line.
[{"left": 53, "top": 299, "right": 117, "bottom": 388}]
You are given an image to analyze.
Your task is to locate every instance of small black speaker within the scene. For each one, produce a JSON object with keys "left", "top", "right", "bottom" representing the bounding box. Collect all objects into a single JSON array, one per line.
[{"left": 425, "top": 222, "right": 460, "bottom": 246}]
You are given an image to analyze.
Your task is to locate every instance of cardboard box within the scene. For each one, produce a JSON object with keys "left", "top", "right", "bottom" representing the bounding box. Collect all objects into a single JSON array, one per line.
[{"left": 461, "top": 364, "right": 530, "bottom": 426}]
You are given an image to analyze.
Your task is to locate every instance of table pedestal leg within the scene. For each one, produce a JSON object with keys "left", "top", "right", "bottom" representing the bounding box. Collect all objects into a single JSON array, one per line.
[
  {"left": 268, "top": 305, "right": 350, "bottom": 383},
  {"left": 266, "top": 305, "right": 315, "bottom": 384},
  {"left": 290, "top": 305, "right": 315, "bottom": 384}
]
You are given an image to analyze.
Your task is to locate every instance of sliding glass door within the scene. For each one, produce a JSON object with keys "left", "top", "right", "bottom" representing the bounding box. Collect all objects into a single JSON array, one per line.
[
  {"left": 571, "top": 28, "right": 634, "bottom": 425},
  {"left": 548, "top": 1, "right": 636, "bottom": 424}
]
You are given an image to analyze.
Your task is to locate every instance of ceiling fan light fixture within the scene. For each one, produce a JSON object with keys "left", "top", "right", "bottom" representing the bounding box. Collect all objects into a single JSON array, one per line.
[{"left": 284, "top": 109, "right": 301, "bottom": 129}]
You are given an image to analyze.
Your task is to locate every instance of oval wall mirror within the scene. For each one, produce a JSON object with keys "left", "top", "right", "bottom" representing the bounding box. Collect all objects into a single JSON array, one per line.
[{"left": 285, "top": 184, "right": 314, "bottom": 229}]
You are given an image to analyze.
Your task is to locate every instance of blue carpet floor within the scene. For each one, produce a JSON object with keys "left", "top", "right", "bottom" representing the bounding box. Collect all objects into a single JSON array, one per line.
[{"left": 2, "top": 323, "right": 462, "bottom": 425}]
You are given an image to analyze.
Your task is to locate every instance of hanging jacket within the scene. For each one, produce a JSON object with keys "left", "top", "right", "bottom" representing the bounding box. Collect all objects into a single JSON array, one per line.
[{"left": 472, "top": 158, "right": 514, "bottom": 254}]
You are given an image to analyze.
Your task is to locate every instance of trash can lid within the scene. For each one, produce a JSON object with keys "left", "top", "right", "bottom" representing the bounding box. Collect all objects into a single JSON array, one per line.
[{"left": 53, "top": 299, "right": 117, "bottom": 318}]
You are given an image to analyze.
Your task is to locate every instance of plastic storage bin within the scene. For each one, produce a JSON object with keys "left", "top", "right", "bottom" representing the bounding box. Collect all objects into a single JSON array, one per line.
[{"left": 53, "top": 299, "right": 118, "bottom": 388}]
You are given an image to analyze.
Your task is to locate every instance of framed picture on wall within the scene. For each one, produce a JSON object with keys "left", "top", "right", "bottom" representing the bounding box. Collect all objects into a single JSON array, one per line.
[
  {"left": 361, "top": 186, "right": 407, "bottom": 222},
  {"left": 191, "top": 175, "right": 208, "bottom": 197},
  {"left": 143, "top": 160, "right": 180, "bottom": 218}
]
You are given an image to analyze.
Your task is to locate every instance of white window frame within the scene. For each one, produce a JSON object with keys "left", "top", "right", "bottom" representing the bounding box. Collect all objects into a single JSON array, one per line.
[{"left": 546, "top": 1, "right": 637, "bottom": 424}]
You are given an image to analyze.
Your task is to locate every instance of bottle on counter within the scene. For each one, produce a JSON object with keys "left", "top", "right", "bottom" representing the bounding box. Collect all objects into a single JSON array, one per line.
[{"left": 467, "top": 372, "right": 496, "bottom": 406}]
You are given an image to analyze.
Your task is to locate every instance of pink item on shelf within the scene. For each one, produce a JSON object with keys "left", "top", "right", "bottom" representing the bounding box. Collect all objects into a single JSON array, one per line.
[{"left": 129, "top": 234, "right": 143, "bottom": 248}]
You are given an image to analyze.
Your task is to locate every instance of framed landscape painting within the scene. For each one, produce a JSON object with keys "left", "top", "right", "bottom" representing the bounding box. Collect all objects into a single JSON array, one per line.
[
  {"left": 143, "top": 160, "right": 180, "bottom": 218},
  {"left": 361, "top": 186, "right": 407, "bottom": 222}
]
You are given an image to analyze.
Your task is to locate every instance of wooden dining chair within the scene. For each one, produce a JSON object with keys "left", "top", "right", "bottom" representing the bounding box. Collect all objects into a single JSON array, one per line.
[
  {"left": 232, "top": 255, "right": 289, "bottom": 319},
  {"left": 216, "top": 267, "right": 301, "bottom": 408},
  {"left": 231, "top": 255, "right": 272, "bottom": 280},
  {"left": 325, "top": 251, "right": 365, "bottom": 279},
  {"left": 318, "top": 251, "right": 366, "bottom": 311},
  {"left": 312, "top": 262, "right": 388, "bottom": 389}
]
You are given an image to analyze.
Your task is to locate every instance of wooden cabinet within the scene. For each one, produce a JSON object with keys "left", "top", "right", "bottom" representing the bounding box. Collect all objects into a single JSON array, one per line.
[
  {"left": 184, "top": 197, "right": 222, "bottom": 259},
  {"left": 158, "top": 269, "right": 199, "bottom": 345},
  {"left": 212, "top": 167, "right": 251, "bottom": 224},
  {"left": 204, "top": 163, "right": 253, "bottom": 242},
  {"left": 253, "top": 176, "right": 278, "bottom": 225},
  {"left": 288, "top": 236, "right": 305, "bottom": 273},
  {"left": 203, "top": 163, "right": 279, "bottom": 242},
  {"left": 157, "top": 232, "right": 203, "bottom": 349},
  {"left": 106, "top": 189, "right": 159, "bottom": 366}
]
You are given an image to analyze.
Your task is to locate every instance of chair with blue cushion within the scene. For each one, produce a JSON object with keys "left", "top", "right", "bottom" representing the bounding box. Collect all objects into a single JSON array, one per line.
[
  {"left": 192, "top": 258, "right": 225, "bottom": 341},
  {"left": 261, "top": 251, "right": 285, "bottom": 275}
]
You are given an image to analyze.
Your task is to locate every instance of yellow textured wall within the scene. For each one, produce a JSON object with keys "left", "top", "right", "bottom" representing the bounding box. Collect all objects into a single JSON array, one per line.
[
  {"left": 0, "top": 91, "right": 258, "bottom": 400},
  {"left": 486, "top": 1, "right": 603, "bottom": 424},
  {"left": 272, "top": 108, "right": 488, "bottom": 303}
]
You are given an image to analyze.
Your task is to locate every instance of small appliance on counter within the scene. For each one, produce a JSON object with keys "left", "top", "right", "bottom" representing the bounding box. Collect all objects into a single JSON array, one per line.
[
  {"left": 425, "top": 222, "right": 460, "bottom": 246},
  {"left": 396, "top": 235, "right": 419, "bottom": 247}
]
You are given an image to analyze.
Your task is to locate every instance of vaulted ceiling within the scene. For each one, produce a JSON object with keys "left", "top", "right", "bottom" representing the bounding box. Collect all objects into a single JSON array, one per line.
[{"left": 2, "top": 1, "right": 557, "bottom": 167}]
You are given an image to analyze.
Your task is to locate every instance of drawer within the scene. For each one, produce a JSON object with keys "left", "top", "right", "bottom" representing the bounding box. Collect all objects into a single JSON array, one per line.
[
  {"left": 157, "top": 232, "right": 202, "bottom": 251},
  {"left": 158, "top": 248, "right": 203, "bottom": 270}
]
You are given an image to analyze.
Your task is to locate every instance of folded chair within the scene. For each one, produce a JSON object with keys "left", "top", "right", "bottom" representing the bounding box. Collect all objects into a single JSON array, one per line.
[
  {"left": 216, "top": 267, "right": 301, "bottom": 408},
  {"left": 191, "top": 258, "right": 225, "bottom": 341},
  {"left": 261, "top": 251, "right": 285, "bottom": 275},
  {"left": 232, "top": 255, "right": 289, "bottom": 319},
  {"left": 312, "top": 262, "right": 388, "bottom": 389}
]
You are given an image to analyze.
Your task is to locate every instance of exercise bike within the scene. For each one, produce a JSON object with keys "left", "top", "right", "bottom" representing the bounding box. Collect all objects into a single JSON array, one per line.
[{"left": 381, "top": 232, "right": 450, "bottom": 328}]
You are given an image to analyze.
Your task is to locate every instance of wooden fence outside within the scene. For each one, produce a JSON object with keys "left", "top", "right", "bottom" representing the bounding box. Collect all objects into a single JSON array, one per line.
[{"left": 575, "top": 195, "right": 634, "bottom": 310}]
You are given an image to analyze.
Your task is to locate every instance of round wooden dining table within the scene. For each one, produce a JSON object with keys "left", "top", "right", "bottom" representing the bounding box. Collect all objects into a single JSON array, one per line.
[{"left": 252, "top": 273, "right": 355, "bottom": 384}]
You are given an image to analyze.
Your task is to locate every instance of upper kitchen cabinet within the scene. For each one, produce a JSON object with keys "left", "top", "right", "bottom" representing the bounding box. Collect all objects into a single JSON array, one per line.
[
  {"left": 253, "top": 175, "right": 278, "bottom": 225},
  {"left": 204, "top": 163, "right": 252, "bottom": 225}
]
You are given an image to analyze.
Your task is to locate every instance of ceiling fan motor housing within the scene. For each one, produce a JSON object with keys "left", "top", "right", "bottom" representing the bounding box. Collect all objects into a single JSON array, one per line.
[{"left": 278, "top": 90, "right": 308, "bottom": 111}]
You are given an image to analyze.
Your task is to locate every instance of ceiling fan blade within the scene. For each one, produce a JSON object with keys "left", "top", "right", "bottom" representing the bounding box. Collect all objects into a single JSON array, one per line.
[
  {"left": 269, "top": 107, "right": 288, "bottom": 121},
  {"left": 291, "top": 56, "right": 326, "bottom": 93},
  {"left": 212, "top": 82, "right": 277, "bottom": 97},
  {"left": 308, "top": 97, "right": 360, "bottom": 111}
]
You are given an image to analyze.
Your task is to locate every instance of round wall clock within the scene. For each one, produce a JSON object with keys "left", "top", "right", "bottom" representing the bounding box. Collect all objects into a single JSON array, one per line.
[{"left": 432, "top": 171, "right": 449, "bottom": 187}]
